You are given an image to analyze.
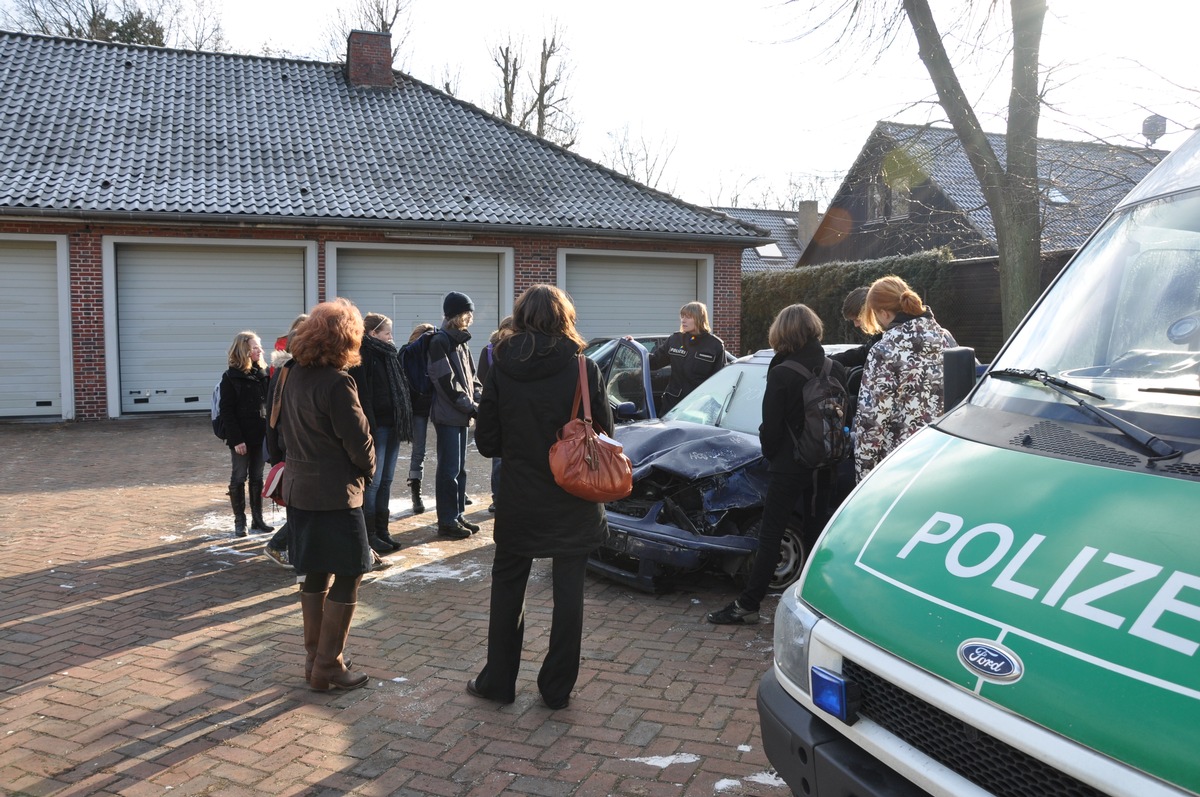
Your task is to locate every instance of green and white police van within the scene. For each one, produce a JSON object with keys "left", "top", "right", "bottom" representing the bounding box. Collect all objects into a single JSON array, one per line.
[{"left": 758, "top": 131, "right": 1200, "bottom": 797}]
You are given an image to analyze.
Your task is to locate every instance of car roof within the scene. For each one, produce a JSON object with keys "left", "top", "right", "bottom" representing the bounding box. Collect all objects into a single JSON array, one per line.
[{"left": 741, "top": 342, "right": 857, "bottom": 364}]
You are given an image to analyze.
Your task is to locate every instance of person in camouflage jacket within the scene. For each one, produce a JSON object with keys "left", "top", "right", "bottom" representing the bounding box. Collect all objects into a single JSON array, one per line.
[{"left": 853, "top": 276, "right": 957, "bottom": 480}]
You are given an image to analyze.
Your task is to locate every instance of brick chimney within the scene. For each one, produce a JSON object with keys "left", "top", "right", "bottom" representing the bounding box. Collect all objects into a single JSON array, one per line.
[{"left": 346, "top": 30, "right": 395, "bottom": 89}]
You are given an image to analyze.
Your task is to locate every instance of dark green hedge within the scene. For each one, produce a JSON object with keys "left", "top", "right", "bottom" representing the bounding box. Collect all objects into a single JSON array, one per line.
[{"left": 740, "top": 249, "right": 953, "bottom": 354}]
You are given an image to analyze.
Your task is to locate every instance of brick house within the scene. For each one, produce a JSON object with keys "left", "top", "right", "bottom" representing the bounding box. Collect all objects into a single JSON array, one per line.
[
  {"left": 800, "top": 121, "right": 1165, "bottom": 266},
  {"left": 0, "top": 30, "right": 766, "bottom": 421}
]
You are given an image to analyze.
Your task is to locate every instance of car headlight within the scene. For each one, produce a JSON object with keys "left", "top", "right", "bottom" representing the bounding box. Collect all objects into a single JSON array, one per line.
[{"left": 773, "top": 588, "right": 822, "bottom": 695}]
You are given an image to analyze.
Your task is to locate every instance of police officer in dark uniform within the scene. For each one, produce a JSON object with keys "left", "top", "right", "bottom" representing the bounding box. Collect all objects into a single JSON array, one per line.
[{"left": 648, "top": 301, "right": 726, "bottom": 415}]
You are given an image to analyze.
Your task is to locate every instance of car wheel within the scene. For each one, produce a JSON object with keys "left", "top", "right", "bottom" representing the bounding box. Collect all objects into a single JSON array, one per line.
[{"left": 731, "top": 516, "right": 808, "bottom": 592}]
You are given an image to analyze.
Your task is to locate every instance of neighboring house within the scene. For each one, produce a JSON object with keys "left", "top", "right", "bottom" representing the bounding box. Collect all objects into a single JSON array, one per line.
[
  {"left": 0, "top": 30, "right": 767, "bottom": 421},
  {"left": 712, "top": 203, "right": 820, "bottom": 272},
  {"left": 800, "top": 121, "right": 1166, "bottom": 266}
]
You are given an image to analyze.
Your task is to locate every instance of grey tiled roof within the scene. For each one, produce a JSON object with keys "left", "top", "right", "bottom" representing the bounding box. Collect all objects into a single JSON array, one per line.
[
  {"left": 861, "top": 122, "right": 1166, "bottom": 251},
  {"left": 711, "top": 207, "right": 806, "bottom": 272},
  {"left": 0, "top": 31, "right": 762, "bottom": 242}
]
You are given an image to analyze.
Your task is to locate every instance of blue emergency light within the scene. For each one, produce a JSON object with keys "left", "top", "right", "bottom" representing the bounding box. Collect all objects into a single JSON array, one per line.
[{"left": 811, "top": 666, "right": 862, "bottom": 725}]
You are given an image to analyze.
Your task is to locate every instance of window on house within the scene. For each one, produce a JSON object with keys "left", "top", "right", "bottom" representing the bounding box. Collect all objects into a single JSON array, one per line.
[
  {"left": 755, "top": 243, "right": 784, "bottom": 258},
  {"left": 867, "top": 174, "right": 911, "bottom": 221},
  {"left": 1047, "top": 186, "right": 1072, "bottom": 205}
]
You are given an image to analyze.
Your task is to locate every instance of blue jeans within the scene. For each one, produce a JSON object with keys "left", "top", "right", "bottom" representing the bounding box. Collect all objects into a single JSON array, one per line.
[
  {"left": 434, "top": 423, "right": 468, "bottom": 525},
  {"left": 408, "top": 414, "right": 430, "bottom": 483},
  {"left": 364, "top": 425, "right": 400, "bottom": 520}
]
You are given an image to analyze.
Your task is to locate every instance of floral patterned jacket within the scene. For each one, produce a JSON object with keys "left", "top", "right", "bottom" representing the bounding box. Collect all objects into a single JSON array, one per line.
[{"left": 853, "top": 313, "right": 957, "bottom": 479}]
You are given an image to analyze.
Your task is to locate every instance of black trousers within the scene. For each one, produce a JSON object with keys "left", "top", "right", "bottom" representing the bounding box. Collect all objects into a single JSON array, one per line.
[{"left": 474, "top": 549, "right": 588, "bottom": 703}]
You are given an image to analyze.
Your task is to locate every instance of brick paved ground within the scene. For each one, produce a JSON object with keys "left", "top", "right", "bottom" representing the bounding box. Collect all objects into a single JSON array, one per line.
[{"left": 0, "top": 416, "right": 789, "bottom": 797}]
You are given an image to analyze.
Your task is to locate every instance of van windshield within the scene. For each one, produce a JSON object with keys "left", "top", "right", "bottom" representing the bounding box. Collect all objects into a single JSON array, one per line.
[{"left": 979, "top": 188, "right": 1200, "bottom": 423}]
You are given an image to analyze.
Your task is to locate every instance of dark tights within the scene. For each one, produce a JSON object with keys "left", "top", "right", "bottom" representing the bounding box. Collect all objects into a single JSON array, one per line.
[{"left": 300, "top": 572, "right": 362, "bottom": 603}]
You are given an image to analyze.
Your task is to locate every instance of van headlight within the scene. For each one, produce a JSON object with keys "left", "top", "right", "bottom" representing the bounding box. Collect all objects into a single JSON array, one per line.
[{"left": 774, "top": 588, "right": 822, "bottom": 694}]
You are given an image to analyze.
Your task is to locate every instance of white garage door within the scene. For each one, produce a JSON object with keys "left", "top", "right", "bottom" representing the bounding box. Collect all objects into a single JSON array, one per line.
[
  {"left": 566, "top": 254, "right": 701, "bottom": 342},
  {"left": 0, "top": 241, "right": 62, "bottom": 417},
  {"left": 116, "top": 244, "right": 306, "bottom": 414},
  {"left": 336, "top": 248, "right": 502, "bottom": 362}
]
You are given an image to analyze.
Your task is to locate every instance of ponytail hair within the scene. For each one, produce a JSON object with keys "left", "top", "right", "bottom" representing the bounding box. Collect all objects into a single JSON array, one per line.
[{"left": 860, "top": 275, "right": 926, "bottom": 335}]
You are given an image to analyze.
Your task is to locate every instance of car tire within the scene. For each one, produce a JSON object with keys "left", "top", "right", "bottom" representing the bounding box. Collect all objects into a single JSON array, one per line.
[{"left": 732, "top": 516, "right": 808, "bottom": 592}]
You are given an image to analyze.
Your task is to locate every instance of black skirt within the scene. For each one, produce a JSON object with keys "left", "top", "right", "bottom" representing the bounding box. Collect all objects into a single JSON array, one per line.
[{"left": 287, "top": 506, "right": 372, "bottom": 576}]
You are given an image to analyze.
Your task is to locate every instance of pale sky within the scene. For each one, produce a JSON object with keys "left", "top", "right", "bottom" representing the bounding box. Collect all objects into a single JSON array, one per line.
[{"left": 214, "top": 0, "right": 1199, "bottom": 209}]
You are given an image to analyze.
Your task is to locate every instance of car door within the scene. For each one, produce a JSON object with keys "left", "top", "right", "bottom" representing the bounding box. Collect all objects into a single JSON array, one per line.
[{"left": 603, "top": 339, "right": 657, "bottom": 422}]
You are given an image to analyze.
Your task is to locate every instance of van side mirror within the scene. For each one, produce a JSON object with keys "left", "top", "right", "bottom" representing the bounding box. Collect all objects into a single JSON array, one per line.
[{"left": 943, "top": 346, "right": 977, "bottom": 410}]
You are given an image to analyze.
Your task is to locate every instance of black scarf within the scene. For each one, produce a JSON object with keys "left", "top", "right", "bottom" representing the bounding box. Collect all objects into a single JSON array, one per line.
[{"left": 362, "top": 334, "right": 413, "bottom": 442}]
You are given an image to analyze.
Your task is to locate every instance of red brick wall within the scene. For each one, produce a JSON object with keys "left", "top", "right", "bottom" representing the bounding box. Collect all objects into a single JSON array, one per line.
[{"left": 0, "top": 219, "right": 744, "bottom": 420}]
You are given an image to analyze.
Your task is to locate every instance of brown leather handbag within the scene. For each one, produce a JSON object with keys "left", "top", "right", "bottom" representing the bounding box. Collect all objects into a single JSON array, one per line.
[{"left": 548, "top": 356, "right": 633, "bottom": 503}]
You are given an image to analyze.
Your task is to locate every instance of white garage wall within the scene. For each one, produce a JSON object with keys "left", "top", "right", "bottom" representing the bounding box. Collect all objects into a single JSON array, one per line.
[
  {"left": 330, "top": 244, "right": 512, "bottom": 364},
  {"left": 560, "top": 250, "right": 713, "bottom": 343},
  {"left": 104, "top": 240, "right": 316, "bottom": 416},
  {"left": 0, "top": 236, "right": 71, "bottom": 418}
]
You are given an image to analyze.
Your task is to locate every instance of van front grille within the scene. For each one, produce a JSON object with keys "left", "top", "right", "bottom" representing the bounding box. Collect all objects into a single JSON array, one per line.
[{"left": 841, "top": 660, "right": 1105, "bottom": 797}]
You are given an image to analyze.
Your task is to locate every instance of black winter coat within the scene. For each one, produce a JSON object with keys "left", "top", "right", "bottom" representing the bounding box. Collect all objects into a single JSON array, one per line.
[
  {"left": 759, "top": 339, "right": 848, "bottom": 474},
  {"left": 219, "top": 364, "right": 269, "bottom": 451},
  {"left": 648, "top": 330, "right": 725, "bottom": 413},
  {"left": 474, "top": 332, "right": 613, "bottom": 558}
]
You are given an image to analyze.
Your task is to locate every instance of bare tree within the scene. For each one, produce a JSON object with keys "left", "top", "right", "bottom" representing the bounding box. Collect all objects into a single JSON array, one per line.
[
  {"left": 488, "top": 22, "right": 578, "bottom": 149},
  {"left": 175, "top": 0, "right": 224, "bottom": 51},
  {"left": 321, "top": 0, "right": 411, "bottom": 65},
  {"left": 1, "top": 0, "right": 230, "bottom": 50},
  {"left": 490, "top": 37, "right": 525, "bottom": 125},
  {"left": 602, "top": 125, "right": 677, "bottom": 192},
  {"left": 3, "top": 0, "right": 166, "bottom": 44},
  {"left": 799, "top": 0, "right": 1047, "bottom": 336}
]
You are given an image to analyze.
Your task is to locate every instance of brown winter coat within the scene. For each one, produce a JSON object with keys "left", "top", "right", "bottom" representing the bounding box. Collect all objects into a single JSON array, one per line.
[{"left": 267, "top": 363, "right": 375, "bottom": 511}]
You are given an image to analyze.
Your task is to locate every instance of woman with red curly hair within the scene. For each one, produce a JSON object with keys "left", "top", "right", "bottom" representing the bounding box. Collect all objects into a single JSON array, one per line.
[{"left": 267, "top": 298, "right": 376, "bottom": 691}]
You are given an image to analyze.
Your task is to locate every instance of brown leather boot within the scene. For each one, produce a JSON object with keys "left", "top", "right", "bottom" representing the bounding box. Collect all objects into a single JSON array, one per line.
[
  {"left": 310, "top": 600, "right": 369, "bottom": 691},
  {"left": 300, "top": 589, "right": 326, "bottom": 683}
]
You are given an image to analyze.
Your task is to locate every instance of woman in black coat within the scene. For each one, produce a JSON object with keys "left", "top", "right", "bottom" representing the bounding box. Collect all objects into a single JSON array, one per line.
[
  {"left": 707, "top": 304, "right": 847, "bottom": 625},
  {"left": 467, "top": 284, "right": 613, "bottom": 710},
  {"left": 348, "top": 312, "right": 412, "bottom": 554},
  {"left": 219, "top": 331, "right": 271, "bottom": 537}
]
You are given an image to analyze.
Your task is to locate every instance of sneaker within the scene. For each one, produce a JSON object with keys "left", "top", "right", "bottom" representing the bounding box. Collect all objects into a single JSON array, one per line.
[
  {"left": 706, "top": 600, "right": 760, "bottom": 625},
  {"left": 263, "top": 545, "right": 290, "bottom": 569}
]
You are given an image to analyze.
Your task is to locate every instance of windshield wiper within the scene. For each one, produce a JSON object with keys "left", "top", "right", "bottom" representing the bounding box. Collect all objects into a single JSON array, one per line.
[
  {"left": 989, "top": 368, "right": 1182, "bottom": 461},
  {"left": 1140, "top": 386, "right": 1200, "bottom": 397},
  {"left": 716, "top": 371, "right": 743, "bottom": 427}
]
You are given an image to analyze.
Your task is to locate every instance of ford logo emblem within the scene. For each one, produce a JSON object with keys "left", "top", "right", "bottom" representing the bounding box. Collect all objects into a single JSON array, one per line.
[{"left": 957, "top": 639, "right": 1023, "bottom": 683}]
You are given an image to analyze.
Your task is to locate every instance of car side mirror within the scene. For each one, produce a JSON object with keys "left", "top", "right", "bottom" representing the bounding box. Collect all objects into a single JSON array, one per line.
[
  {"left": 614, "top": 401, "right": 641, "bottom": 421},
  {"left": 943, "top": 346, "right": 977, "bottom": 410}
]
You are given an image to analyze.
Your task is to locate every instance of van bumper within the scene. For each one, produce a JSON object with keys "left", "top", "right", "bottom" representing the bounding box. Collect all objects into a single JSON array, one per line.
[{"left": 757, "top": 668, "right": 929, "bottom": 797}]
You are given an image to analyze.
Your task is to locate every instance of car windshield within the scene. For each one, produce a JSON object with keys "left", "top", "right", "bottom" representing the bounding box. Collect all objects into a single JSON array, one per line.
[
  {"left": 979, "top": 188, "right": 1200, "bottom": 422},
  {"left": 664, "top": 362, "right": 766, "bottom": 435}
]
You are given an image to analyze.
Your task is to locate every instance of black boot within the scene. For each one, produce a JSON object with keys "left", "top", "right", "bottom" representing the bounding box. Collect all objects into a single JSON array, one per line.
[
  {"left": 230, "top": 483, "right": 247, "bottom": 537},
  {"left": 375, "top": 510, "right": 401, "bottom": 550},
  {"left": 249, "top": 483, "right": 274, "bottom": 533},
  {"left": 409, "top": 479, "right": 426, "bottom": 514},
  {"left": 365, "top": 510, "right": 397, "bottom": 554}
]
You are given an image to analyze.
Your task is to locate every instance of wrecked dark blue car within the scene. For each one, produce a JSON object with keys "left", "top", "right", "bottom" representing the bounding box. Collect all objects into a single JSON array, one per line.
[{"left": 589, "top": 342, "right": 857, "bottom": 593}]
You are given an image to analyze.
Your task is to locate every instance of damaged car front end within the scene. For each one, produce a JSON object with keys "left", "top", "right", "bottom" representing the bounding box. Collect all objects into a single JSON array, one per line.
[{"left": 589, "top": 344, "right": 842, "bottom": 593}]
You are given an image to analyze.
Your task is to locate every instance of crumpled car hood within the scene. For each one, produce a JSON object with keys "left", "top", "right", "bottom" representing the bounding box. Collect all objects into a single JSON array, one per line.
[{"left": 616, "top": 420, "right": 764, "bottom": 480}]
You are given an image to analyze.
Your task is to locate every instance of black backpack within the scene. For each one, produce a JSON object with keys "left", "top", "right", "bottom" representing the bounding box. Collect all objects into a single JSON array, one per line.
[
  {"left": 211, "top": 380, "right": 226, "bottom": 440},
  {"left": 777, "top": 359, "right": 851, "bottom": 469},
  {"left": 400, "top": 330, "right": 435, "bottom": 398}
]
